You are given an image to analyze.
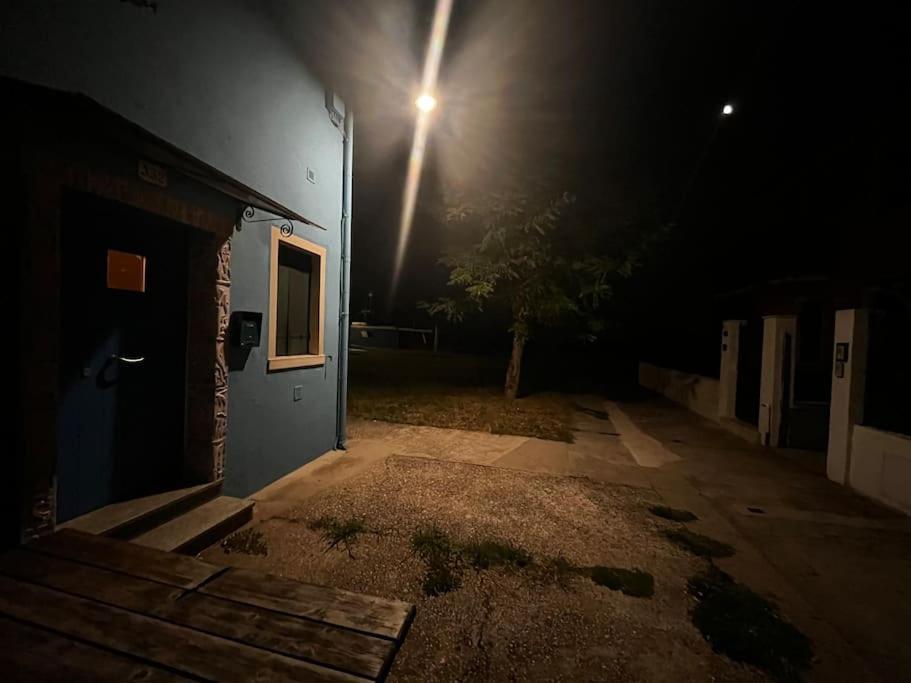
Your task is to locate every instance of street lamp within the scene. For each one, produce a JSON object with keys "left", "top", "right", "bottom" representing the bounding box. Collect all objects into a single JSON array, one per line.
[
  {"left": 415, "top": 93, "right": 438, "bottom": 113},
  {"left": 722, "top": 103, "right": 734, "bottom": 116}
]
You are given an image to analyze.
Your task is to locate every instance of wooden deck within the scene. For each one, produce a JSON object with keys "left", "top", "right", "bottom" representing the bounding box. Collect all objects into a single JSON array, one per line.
[{"left": 0, "top": 529, "right": 415, "bottom": 682}]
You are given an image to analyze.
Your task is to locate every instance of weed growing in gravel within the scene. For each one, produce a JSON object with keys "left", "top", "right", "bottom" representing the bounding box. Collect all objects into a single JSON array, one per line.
[
  {"left": 411, "top": 528, "right": 654, "bottom": 599},
  {"left": 688, "top": 566, "right": 812, "bottom": 682},
  {"left": 411, "top": 526, "right": 462, "bottom": 596},
  {"left": 586, "top": 566, "right": 654, "bottom": 597},
  {"left": 535, "top": 556, "right": 579, "bottom": 589},
  {"left": 411, "top": 526, "right": 454, "bottom": 559},
  {"left": 221, "top": 528, "right": 268, "bottom": 556},
  {"left": 462, "top": 540, "right": 532, "bottom": 570},
  {"left": 665, "top": 528, "right": 735, "bottom": 558},
  {"left": 412, "top": 529, "right": 536, "bottom": 596},
  {"left": 648, "top": 505, "right": 698, "bottom": 522},
  {"left": 309, "top": 516, "right": 369, "bottom": 557},
  {"left": 422, "top": 562, "right": 462, "bottom": 596}
]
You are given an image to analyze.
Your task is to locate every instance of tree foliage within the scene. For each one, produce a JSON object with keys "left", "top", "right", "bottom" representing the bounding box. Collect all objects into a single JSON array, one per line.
[{"left": 421, "top": 188, "right": 656, "bottom": 397}]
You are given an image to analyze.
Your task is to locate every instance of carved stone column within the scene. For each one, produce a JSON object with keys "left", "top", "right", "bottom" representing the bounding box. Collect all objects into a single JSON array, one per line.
[{"left": 213, "top": 237, "right": 231, "bottom": 479}]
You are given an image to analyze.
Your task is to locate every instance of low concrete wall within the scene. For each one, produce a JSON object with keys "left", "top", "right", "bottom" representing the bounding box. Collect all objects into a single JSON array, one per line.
[
  {"left": 639, "top": 363, "right": 720, "bottom": 422},
  {"left": 850, "top": 425, "right": 911, "bottom": 515}
]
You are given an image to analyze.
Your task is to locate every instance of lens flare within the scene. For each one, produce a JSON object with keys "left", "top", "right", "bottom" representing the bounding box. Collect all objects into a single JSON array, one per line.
[{"left": 389, "top": 0, "right": 453, "bottom": 305}]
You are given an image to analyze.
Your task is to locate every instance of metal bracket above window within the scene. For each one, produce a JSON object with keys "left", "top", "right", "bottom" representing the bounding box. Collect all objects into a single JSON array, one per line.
[
  {"left": 238, "top": 205, "right": 328, "bottom": 237},
  {"left": 241, "top": 206, "right": 294, "bottom": 237}
]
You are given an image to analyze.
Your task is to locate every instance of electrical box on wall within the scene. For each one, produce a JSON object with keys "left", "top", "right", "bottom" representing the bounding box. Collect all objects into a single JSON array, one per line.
[{"left": 230, "top": 311, "right": 263, "bottom": 349}]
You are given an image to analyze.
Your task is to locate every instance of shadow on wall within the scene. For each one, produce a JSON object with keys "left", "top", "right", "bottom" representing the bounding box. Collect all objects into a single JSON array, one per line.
[{"left": 227, "top": 345, "right": 252, "bottom": 372}]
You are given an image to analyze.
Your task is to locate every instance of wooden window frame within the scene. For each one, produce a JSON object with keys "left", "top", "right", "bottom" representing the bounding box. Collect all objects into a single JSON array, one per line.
[{"left": 268, "top": 226, "right": 327, "bottom": 371}]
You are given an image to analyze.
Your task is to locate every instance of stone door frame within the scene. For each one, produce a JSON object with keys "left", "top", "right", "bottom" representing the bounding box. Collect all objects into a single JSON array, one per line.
[{"left": 19, "top": 149, "right": 234, "bottom": 539}]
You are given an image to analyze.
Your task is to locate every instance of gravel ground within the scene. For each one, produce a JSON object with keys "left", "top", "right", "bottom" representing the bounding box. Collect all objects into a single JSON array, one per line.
[
  {"left": 203, "top": 456, "right": 767, "bottom": 682},
  {"left": 348, "top": 417, "right": 528, "bottom": 465}
]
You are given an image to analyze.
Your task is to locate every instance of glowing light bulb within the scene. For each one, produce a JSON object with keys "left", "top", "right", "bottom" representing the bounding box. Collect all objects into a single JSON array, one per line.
[
  {"left": 415, "top": 93, "right": 438, "bottom": 112},
  {"left": 722, "top": 103, "right": 734, "bottom": 116}
]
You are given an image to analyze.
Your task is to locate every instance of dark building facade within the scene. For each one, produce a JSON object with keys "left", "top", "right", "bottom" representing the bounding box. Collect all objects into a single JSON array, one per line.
[{"left": 2, "top": 2, "right": 352, "bottom": 545}]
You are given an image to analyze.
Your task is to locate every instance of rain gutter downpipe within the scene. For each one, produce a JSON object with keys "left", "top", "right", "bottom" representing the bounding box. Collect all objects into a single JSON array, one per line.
[{"left": 336, "top": 108, "right": 353, "bottom": 450}]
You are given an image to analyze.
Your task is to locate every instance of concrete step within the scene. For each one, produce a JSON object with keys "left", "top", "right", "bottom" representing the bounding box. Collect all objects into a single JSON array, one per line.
[
  {"left": 60, "top": 481, "right": 222, "bottom": 540},
  {"left": 131, "top": 496, "right": 254, "bottom": 555}
]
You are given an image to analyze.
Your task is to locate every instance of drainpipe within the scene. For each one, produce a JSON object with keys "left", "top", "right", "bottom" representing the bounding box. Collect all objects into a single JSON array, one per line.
[{"left": 336, "top": 108, "right": 353, "bottom": 450}]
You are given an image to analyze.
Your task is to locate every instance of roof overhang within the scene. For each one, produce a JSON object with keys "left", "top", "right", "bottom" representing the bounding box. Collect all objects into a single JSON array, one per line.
[{"left": 2, "top": 76, "right": 325, "bottom": 230}]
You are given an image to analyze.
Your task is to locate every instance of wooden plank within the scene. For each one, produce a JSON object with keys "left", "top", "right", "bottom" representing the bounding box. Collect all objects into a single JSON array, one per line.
[
  {"left": 28, "top": 528, "right": 223, "bottom": 588},
  {"left": 0, "top": 548, "right": 183, "bottom": 612},
  {"left": 0, "top": 548, "right": 392, "bottom": 680},
  {"left": 157, "top": 592, "right": 394, "bottom": 681},
  {"left": 200, "top": 567, "right": 415, "bottom": 640},
  {"left": 0, "top": 616, "right": 187, "bottom": 682},
  {"left": 0, "top": 575, "right": 364, "bottom": 682}
]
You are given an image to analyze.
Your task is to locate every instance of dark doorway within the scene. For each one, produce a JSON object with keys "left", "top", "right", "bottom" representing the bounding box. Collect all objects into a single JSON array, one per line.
[
  {"left": 57, "top": 191, "right": 190, "bottom": 522},
  {"left": 735, "top": 318, "right": 762, "bottom": 424},
  {"left": 795, "top": 300, "right": 834, "bottom": 402},
  {"left": 789, "top": 301, "right": 833, "bottom": 450}
]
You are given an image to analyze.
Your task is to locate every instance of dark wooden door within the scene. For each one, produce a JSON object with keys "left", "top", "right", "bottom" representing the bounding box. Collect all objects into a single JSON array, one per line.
[{"left": 57, "top": 192, "right": 188, "bottom": 522}]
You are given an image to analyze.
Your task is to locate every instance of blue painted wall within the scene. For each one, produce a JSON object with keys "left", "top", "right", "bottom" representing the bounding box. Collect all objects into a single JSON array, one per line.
[
  {"left": 227, "top": 216, "right": 342, "bottom": 495},
  {"left": 1, "top": 0, "right": 346, "bottom": 496}
]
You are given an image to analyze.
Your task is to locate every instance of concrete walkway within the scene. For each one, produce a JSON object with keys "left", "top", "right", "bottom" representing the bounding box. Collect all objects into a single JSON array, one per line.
[
  {"left": 606, "top": 395, "right": 911, "bottom": 683},
  {"left": 250, "top": 394, "right": 910, "bottom": 682}
]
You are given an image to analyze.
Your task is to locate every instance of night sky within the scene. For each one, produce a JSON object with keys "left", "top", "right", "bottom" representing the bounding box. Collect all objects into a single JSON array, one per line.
[{"left": 282, "top": 0, "right": 909, "bottom": 333}]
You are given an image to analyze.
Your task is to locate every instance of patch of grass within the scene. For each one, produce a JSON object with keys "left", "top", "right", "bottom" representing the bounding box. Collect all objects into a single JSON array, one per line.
[
  {"left": 309, "top": 516, "right": 368, "bottom": 557},
  {"left": 350, "top": 385, "right": 575, "bottom": 441},
  {"left": 688, "top": 567, "right": 813, "bottom": 682},
  {"left": 587, "top": 566, "right": 654, "bottom": 597},
  {"left": 535, "top": 556, "right": 579, "bottom": 589},
  {"left": 649, "top": 505, "right": 699, "bottom": 523},
  {"left": 410, "top": 527, "right": 654, "bottom": 600},
  {"left": 665, "top": 528, "right": 735, "bottom": 558},
  {"left": 411, "top": 526, "right": 455, "bottom": 560},
  {"left": 422, "top": 562, "right": 462, "bottom": 596},
  {"left": 348, "top": 348, "right": 575, "bottom": 441},
  {"left": 462, "top": 540, "right": 532, "bottom": 570},
  {"left": 221, "top": 528, "right": 268, "bottom": 556},
  {"left": 411, "top": 527, "right": 462, "bottom": 596}
]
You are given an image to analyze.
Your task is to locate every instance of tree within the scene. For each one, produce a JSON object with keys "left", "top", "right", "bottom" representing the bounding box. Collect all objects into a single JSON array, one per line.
[{"left": 421, "top": 189, "right": 648, "bottom": 399}]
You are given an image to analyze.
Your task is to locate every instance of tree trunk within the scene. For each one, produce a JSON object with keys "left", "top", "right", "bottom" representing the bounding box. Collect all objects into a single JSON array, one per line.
[{"left": 504, "top": 330, "right": 527, "bottom": 399}]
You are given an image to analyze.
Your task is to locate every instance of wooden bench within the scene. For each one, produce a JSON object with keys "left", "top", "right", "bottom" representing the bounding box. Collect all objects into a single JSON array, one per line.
[{"left": 0, "top": 529, "right": 414, "bottom": 682}]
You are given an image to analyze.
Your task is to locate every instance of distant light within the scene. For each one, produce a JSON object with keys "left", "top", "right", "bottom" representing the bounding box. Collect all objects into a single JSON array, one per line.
[
  {"left": 416, "top": 93, "right": 438, "bottom": 112},
  {"left": 722, "top": 103, "right": 734, "bottom": 116}
]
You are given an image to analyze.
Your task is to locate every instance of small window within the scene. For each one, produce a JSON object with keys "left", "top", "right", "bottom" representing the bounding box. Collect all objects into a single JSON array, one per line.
[
  {"left": 268, "top": 227, "right": 326, "bottom": 370},
  {"left": 107, "top": 249, "right": 146, "bottom": 292}
]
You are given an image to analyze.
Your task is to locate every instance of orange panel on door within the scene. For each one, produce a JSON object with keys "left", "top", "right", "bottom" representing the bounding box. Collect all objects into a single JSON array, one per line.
[{"left": 107, "top": 249, "right": 146, "bottom": 292}]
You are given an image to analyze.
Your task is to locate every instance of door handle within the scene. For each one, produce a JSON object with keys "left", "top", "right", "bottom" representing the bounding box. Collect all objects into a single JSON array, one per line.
[{"left": 111, "top": 354, "right": 145, "bottom": 364}]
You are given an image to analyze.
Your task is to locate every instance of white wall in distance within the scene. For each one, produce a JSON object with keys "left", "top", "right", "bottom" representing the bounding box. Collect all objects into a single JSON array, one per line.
[
  {"left": 827, "top": 309, "right": 869, "bottom": 484},
  {"left": 758, "top": 316, "right": 797, "bottom": 447},
  {"left": 639, "top": 363, "right": 720, "bottom": 423},
  {"left": 850, "top": 425, "right": 911, "bottom": 515}
]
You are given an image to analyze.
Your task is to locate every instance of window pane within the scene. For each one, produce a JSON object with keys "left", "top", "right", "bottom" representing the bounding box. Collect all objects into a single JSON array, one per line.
[{"left": 276, "top": 244, "right": 312, "bottom": 356}]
